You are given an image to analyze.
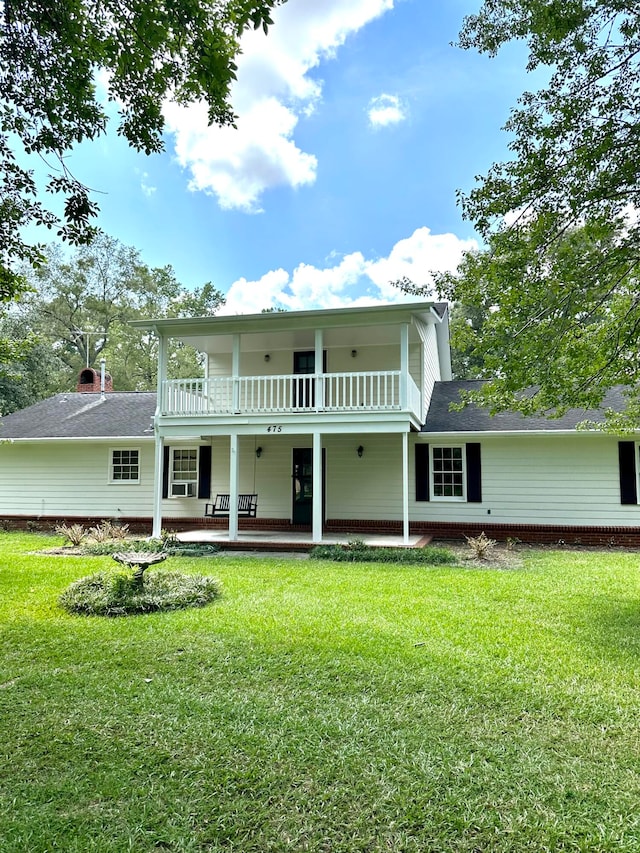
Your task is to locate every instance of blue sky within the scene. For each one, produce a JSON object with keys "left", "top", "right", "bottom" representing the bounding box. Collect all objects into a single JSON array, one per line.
[{"left": 48, "top": 0, "right": 534, "bottom": 314}]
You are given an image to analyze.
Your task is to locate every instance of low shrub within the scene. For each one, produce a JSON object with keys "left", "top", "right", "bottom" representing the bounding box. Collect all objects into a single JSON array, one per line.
[
  {"left": 310, "top": 541, "right": 457, "bottom": 565},
  {"left": 55, "top": 523, "right": 87, "bottom": 546},
  {"left": 59, "top": 569, "right": 222, "bottom": 617},
  {"left": 465, "top": 531, "right": 497, "bottom": 560},
  {"left": 84, "top": 539, "right": 219, "bottom": 558},
  {"left": 84, "top": 538, "right": 165, "bottom": 556}
]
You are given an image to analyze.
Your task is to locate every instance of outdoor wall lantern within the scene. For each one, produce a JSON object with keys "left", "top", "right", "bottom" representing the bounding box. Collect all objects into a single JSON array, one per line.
[
  {"left": 256, "top": 446, "right": 263, "bottom": 458},
  {"left": 264, "top": 354, "right": 271, "bottom": 362},
  {"left": 351, "top": 349, "right": 358, "bottom": 358},
  {"left": 357, "top": 445, "right": 364, "bottom": 458}
]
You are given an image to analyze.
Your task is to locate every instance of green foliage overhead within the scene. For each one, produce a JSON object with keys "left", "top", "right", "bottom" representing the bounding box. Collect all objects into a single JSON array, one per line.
[
  {"left": 435, "top": 220, "right": 640, "bottom": 428},
  {"left": 0, "top": 0, "right": 285, "bottom": 282},
  {"left": 439, "top": 2, "right": 640, "bottom": 427},
  {"left": 458, "top": 2, "right": 640, "bottom": 236}
]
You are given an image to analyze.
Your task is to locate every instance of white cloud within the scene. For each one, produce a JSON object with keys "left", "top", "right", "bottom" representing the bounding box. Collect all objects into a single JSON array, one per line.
[
  {"left": 139, "top": 172, "right": 157, "bottom": 197},
  {"left": 164, "top": 0, "right": 395, "bottom": 212},
  {"left": 367, "top": 94, "right": 407, "bottom": 128},
  {"left": 219, "top": 226, "right": 478, "bottom": 314}
]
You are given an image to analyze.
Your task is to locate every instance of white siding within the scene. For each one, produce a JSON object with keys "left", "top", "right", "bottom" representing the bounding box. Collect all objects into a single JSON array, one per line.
[
  {"left": 324, "top": 434, "right": 404, "bottom": 521},
  {"left": 0, "top": 440, "right": 216, "bottom": 521},
  {"left": 421, "top": 323, "right": 440, "bottom": 419},
  {"left": 207, "top": 434, "right": 405, "bottom": 521},
  {"left": 411, "top": 434, "right": 639, "bottom": 527},
  {"left": 209, "top": 435, "right": 294, "bottom": 519},
  {"left": 0, "top": 441, "right": 156, "bottom": 519},
  {"left": 209, "top": 345, "right": 402, "bottom": 377},
  {"left": 6, "top": 431, "right": 631, "bottom": 529}
]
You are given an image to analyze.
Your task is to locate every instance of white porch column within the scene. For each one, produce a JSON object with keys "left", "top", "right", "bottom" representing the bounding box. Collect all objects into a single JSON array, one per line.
[
  {"left": 312, "top": 431, "right": 323, "bottom": 543},
  {"left": 315, "top": 328, "right": 324, "bottom": 411},
  {"left": 232, "top": 333, "right": 240, "bottom": 413},
  {"left": 152, "top": 432, "right": 164, "bottom": 539},
  {"left": 155, "top": 330, "right": 168, "bottom": 416},
  {"left": 152, "top": 331, "right": 168, "bottom": 539},
  {"left": 229, "top": 434, "right": 239, "bottom": 540},
  {"left": 402, "top": 432, "right": 409, "bottom": 545},
  {"left": 400, "top": 323, "right": 409, "bottom": 410}
]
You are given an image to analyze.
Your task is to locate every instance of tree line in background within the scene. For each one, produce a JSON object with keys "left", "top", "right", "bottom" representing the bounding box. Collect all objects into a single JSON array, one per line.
[{"left": 0, "top": 234, "right": 224, "bottom": 415}]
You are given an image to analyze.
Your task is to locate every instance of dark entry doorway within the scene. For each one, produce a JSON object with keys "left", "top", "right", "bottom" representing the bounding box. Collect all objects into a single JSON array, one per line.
[
  {"left": 293, "top": 350, "right": 326, "bottom": 408},
  {"left": 292, "top": 447, "right": 325, "bottom": 526}
]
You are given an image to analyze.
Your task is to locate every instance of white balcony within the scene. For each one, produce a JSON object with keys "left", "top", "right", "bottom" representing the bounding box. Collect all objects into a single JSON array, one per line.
[{"left": 160, "top": 371, "right": 422, "bottom": 420}]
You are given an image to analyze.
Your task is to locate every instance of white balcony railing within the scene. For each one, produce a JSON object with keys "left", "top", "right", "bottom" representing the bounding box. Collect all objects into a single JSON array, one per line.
[{"left": 160, "top": 371, "right": 422, "bottom": 419}]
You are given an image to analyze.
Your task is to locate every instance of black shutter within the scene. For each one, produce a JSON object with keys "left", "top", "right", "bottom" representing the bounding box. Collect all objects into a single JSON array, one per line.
[
  {"left": 415, "top": 443, "right": 430, "bottom": 501},
  {"left": 198, "top": 445, "right": 212, "bottom": 499},
  {"left": 466, "top": 443, "right": 482, "bottom": 503},
  {"left": 162, "top": 446, "right": 170, "bottom": 499},
  {"left": 619, "top": 441, "right": 637, "bottom": 505}
]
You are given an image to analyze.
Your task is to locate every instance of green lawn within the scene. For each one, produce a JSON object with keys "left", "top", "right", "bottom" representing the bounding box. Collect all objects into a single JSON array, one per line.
[{"left": 2, "top": 532, "right": 640, "bottom": 852}]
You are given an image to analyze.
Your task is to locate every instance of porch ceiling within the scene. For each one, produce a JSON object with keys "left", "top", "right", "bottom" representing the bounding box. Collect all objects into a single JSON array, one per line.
[
  {"left": 169, "top": 322, "right": 424, "bottom": 355},
  {"left": 130, "top": 302, "right": 437, "bottom": 354}
]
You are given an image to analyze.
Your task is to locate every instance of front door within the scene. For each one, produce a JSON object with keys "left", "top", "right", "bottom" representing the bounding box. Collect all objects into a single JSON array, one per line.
[
  {"left": 292, "top": 448, "right": 325, "bottom": 526},
  {"left": 293, "top": 350, "right": 326, "bottom": 408}
]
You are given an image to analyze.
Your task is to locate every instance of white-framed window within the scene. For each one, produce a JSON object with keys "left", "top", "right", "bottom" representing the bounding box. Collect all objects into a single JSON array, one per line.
[
  {"left": 431, "top": 445, "right": 466, "bottom": 501},
  {"left": 110, "top": 448, "right": 140, "bottom": 483},
  {"left": 170, "top": 447, "right": 198, "bottom": 497}
]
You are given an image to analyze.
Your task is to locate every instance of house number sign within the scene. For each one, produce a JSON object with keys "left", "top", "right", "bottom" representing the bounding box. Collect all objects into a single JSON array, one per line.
[{"left": 266, "top": 425, "right": 283, "bottom": 433}]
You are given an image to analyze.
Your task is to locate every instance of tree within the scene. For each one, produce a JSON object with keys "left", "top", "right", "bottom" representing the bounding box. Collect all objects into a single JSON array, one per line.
[
  {"left": 11, "top": 235, "right": 225, "bottom": 401},
  {"left": 448, "top": 301, "right": 491, "bottom": 380},
  {"left": 0, "top": 315, "right": 66, "bottom": 415},
  {"left": 434, "top": 220, "right": 640, "bottom": 428},
  {"left": 0, "top": 0, "right": 285, "bottom": 294},
  {"left": 100, "top": 266, "right": 225, "bottom": 391},
  {"left": 441, "top": 2, "right": 640, "bottom": 426},
  {"left": 458, "top": 2, "right": 640, "bottom": 235}
]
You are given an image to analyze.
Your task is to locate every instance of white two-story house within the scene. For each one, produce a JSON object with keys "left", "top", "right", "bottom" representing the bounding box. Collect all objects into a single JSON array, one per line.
[
  {"left": 2, "top": 299, "right": 640, "bottom": 546},
  {"left": 132, "top": 301, "right": 452, "bottom": 542}
]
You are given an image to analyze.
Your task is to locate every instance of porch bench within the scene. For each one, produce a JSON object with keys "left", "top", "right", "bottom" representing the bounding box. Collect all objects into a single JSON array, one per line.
[{"left": 204, "top": 493, "right": 258, "bottom": 519}]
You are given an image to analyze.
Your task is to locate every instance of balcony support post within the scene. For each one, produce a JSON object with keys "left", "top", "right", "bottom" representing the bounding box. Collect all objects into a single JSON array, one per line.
[
  {"left": 400, "top": 323, "right": 409, "bottom": 411},
  {"left": 229, "top": 433, "right": 239, "bottom": 540},
  {"left": 315, "top": 328, "right": 324, "bottom": 411},
  {"left": 156, "top": 332, "right": 167, "bottom": 416},
  {"left": 312, "top": 431, "right": 323, "bottom": 543},
  {"left": 402, "top": 431, "right": 409, "bottom": 545},
  {"left": 152, "top": 432, "right": 164, "bottom": 539},
  {"left": 232, "top": 334, "right": 240, "bottom": 413}
]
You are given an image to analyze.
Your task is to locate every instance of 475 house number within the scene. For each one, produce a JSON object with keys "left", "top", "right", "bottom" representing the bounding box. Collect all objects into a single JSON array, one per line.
[{"left": 266, "top": 425, "right": 283, "bottom": 433}]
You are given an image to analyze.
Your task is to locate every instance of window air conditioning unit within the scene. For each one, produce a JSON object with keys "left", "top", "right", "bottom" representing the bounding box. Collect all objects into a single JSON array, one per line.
[{"left": 171, "top": 482, "right": 196, "bottom": 497}]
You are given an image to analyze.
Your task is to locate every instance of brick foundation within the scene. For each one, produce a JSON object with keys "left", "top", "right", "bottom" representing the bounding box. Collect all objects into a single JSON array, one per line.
[{"left": 4, "top": 514, "right": 640, "bottom": 547}]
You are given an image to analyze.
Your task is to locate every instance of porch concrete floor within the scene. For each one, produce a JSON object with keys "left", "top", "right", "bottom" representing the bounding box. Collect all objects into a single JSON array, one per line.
[{"left": 175, "top": 529, "right": 429, "bottom": 552}]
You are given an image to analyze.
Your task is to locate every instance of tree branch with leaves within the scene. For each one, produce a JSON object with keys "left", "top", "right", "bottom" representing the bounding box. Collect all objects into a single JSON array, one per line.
[
  {"left": 422, "top": 2, "right": 640, "bottom": 429},
  {"left": 0, "top": 0, "right": 285, "bottom": 296}
]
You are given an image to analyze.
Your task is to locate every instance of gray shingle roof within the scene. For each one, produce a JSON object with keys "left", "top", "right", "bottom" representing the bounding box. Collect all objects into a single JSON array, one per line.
[
  {"left": 2, "top": 382, "right": 627, "bottom": 439},
  {"left": 423, "top": 381, "right": 629, "bottom": 433},
  {"left": 0, "top": 393, "right": 156, "bottom": 439}
]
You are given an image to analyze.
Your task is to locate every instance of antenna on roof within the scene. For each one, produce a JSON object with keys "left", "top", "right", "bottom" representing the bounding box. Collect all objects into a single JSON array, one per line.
[{"left": 100, "top": 358, "right": 106, "bottom": 401}]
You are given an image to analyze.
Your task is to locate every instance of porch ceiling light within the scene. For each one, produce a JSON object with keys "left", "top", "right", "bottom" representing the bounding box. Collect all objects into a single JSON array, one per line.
[{"left": 357, "top": 445, "right": 364, "bottom": 458}]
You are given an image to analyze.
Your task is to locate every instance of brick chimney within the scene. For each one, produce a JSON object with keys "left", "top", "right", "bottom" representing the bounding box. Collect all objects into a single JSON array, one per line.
[{"left": 77, "top": 367, "right": 113, "bottom": 393}]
